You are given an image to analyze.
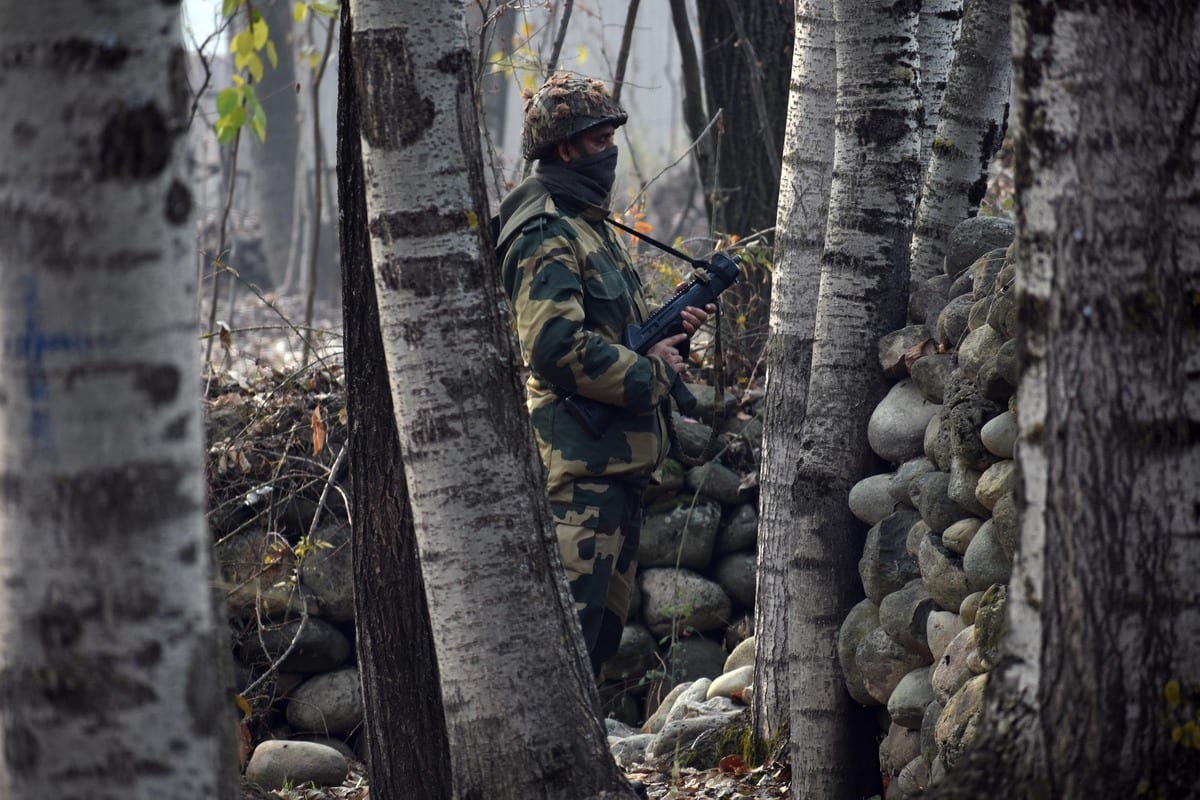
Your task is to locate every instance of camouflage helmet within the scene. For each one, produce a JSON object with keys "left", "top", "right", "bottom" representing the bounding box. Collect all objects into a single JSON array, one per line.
[{"left": 521, "top": 72, "right": 627, "bottom": 161}]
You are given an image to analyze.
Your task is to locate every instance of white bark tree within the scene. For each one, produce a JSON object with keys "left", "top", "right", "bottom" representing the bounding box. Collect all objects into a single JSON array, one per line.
[
  {"left": 909, "top": 0, "right": 1010, "bottom": 286},
  {"left": 336, "top": 5, "right": 451, "bottom": 798},
  {"left": 0, "top": 2, "right": 226, "bottom": 798},
  {"left": 781, "top": 0, "right": 923, "bottom": 795},
  {"left": 932, "top": 1, "right": 1200, "bottom": 797},
  {"left": 916, "top": 0, "right": 963, "bottom": 169},
  {"left": 753, "top": 0, "right": 836, "bottom": 750},
  {"left": 345, "top": 2, "right": 638, "bottom": 797}
]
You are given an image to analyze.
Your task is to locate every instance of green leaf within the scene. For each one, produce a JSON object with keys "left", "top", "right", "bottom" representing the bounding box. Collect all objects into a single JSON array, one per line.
[
  {"left": 217, "top": 87, "right": 241, "bottom": 116},
  {"left": 222, "top": 0, "right": 241, "bottom": 18},
  {"left": 216, "top": 105, "right": 246, "bottom": 143},
  {"left": 293, "top": 1, "right": 309, "bottom": 22},
  {"left": 312, "top": 1, "right": 338, "bottom": 18},
  {"left": 251, "top": 114, "right": 266, "bottom": 142},
  {"left": 266, "top": 39, "right": 279, "bottom": 69}
]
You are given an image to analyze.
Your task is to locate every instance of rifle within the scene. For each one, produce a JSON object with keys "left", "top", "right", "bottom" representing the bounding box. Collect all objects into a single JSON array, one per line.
[{"left": 563, "top": 251, "right": 742, "bottom": 438}]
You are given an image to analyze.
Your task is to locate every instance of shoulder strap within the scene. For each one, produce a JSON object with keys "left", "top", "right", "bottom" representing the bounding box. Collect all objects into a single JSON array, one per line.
[{"left": 605, "top": 216, "right": 708, "bottom": 269}]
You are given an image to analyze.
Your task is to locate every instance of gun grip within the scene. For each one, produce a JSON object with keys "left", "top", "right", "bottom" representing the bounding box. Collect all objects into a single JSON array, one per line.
[{"left": 671, "top": 379, "right": 698, "bottom": 416}]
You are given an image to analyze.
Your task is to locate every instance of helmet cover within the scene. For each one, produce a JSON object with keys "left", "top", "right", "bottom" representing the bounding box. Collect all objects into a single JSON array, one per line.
[{"left": 521, "top": 72, "right": 627, "bottom": 160}]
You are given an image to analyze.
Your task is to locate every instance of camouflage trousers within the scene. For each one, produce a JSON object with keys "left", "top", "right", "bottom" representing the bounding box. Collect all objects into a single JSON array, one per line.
[{"left": 548, "top": 477, "right": 644, "bottom": 673}]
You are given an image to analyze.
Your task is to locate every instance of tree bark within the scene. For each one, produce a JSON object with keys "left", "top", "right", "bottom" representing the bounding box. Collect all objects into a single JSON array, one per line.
[
  {"left": 930, "top": 2, "right": 1200, "bottom": 797},
  {"left": 336, "top": 5, "right": 452, "bottom": 799},
  {"left": 916, "top": 0, "right": 963, "bottom": 170},
  {"left": 694, "top": 0, "right": 793, "bottom": 239},
  {"left": 908, "top": 0, "right": 1010, "bottom": 287},
  {"left": 668, "top": 0, "right": 718, "bottom": 223},
  {"left": 345, "top": 2, "right": 637, "bottom": 798},
  {"left": 753, "top": 0, "right": 836, "bottom": 751},
  {"left": 784, "top": 0, "right": 922, "bottom": 796},
  {"left": 0, "top": 2, "right": 226, "bottom": 797},
  {"left": 247, "top": 0, "right": 300, "bottom": 287},
  {"left": 693, "top": 0, "right": 794, "bottom": 371}
]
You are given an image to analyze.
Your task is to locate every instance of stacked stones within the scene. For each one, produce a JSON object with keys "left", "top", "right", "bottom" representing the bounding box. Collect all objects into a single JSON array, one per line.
[
  {"left": 596, "top": 388, "right": 763, "bottom": 709},
  {"left": 839, "top": 216, "right": 1019, "bottom": 797},
  {"left": 211, "top": 382, "right": 764, "bottom": 785}
]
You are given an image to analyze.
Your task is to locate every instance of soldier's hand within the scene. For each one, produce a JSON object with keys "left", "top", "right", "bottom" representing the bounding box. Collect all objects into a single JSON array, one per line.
[
  {"left": 649, "top": 333, "right": 690, "bottom": 375},
  {"left": 679, "top": 304, "right": 716, "bottom": 336}
]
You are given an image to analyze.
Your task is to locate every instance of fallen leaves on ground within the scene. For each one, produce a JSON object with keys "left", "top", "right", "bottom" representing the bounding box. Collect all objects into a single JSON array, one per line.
[{"left": 628, "top": 761, "right": 791, "bottom": 799}]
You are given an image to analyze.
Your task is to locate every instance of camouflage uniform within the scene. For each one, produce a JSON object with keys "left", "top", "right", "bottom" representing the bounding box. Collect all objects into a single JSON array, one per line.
[{"left": 497, "top": 75, "right": 673, "bottom": 669}]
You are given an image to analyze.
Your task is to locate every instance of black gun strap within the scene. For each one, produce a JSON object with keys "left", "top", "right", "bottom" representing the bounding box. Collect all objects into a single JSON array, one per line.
[{"left": 606, "top": 216, "right": 706, "bottom": 269}]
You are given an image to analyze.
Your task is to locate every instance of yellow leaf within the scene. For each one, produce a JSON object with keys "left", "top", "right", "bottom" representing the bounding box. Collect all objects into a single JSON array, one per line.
[
  {"left": 251, "top": 18, "right": 269, "bottom": 50},
  {"left": 247, "top": 52, "right": 264, "bottom": 83},
  {"left": 311, "top": 405, "right": 326, "bottom": 455},
  {"left": 234, "top": 693, "right": 253, "bottom": 721},
  {"left": 231, "top": 29, "right": 254, "bottom": 57},
  {"left": 466, "top": 210, "right": 479, "bottom": 229},
  {"left": 293, "top": 1, "right": 309, "bottom": 22},
  {"left": 519, "top": 22, "right": 533, "bottom": 40},
  {"left": 231, "top": 73, "right": 245, "bottom": 87},
  {"left": 1166, "top": 679, "right": 1182, "bottom": 710},
  {"left": 577, "top": 44, "right": 588, "bottom": 64},
  {"left": 266, "top": 39, "right": 279, "bottom": 69}
]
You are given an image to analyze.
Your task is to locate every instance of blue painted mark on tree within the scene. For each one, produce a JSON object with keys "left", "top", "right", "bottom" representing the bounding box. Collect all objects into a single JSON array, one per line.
[{"left": 5, "top": 276, "right": 94, "bottom": 449}]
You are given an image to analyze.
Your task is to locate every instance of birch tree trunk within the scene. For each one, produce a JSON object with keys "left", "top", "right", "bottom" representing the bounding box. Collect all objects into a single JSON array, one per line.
[
  {"left": 909, "top": 0, "right": 1010, "bottom": 286},
  {"left": 345, "top": 2, "right": 637, "bottom": 798},
  {"left": 336, "top": 5, "right": 451, "bottom": 798},
  {"left": 783, "top": 0, "right": 922, "bottom": 795},
  {"left": 0, "top": 2, "right": 225, "bottom": 797},
  {"left": 931, "top": 1, "right": 1200, "bottom": 797},
  {"left": 916, "top": 0, "right": 963, "bottom": 170},
  {"left": 753, "top": 0, "right": 836, "bottom": 750}
]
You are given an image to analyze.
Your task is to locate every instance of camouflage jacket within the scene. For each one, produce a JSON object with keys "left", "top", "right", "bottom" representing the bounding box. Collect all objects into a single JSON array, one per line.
[{"left": 497, "top": 178, "right": 673, "bottom": 493}]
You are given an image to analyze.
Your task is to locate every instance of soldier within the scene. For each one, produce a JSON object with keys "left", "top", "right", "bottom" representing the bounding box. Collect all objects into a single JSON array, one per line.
[{"left": 496, "top": 73, "right": 713, "bottom": 676}]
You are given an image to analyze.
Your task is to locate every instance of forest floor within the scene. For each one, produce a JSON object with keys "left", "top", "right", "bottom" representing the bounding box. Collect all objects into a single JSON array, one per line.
[{"left": 251, "top": 757, "right": 793, "bottom": 799}]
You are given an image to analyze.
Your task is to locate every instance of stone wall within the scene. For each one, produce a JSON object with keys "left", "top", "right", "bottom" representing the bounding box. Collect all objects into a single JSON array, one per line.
[
  {"left": 208, "top": 372, "right": 765, "bottom": 769},
  {"left": 839, "top": 215, "right": 1018, "bottom": 797}
]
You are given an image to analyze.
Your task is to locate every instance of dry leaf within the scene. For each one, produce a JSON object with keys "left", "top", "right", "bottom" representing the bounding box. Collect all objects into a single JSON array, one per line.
[
  {"left": 719, "top": 754, "right": 749, "bottom": 775},
  {"left": 902, "top": 338, "right": 938, "bottom": 372},
  {"left": 311, "top": 405, "right": 326, "bottom": 455},
  {"left": 237, "top": 721, "right": 253, "bottom": 771},
  {"left": 219, "top": 321, "right": 233, "bottom": 352}
]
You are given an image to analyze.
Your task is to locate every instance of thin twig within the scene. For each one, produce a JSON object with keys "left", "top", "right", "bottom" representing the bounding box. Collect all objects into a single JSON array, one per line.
[
  {"left": 543, "top": 0, "right": 574, "bottom": 77},
  {"left": 205, "top": 131, "right": 241, "bottom": 370},
  {"left": 611, "top": 0, "right": 641, "bottom": 106},
  {"left": 622, "top": 110, "right": 723, "bottom": 217},
  {"left": 307, "top": 444, "right": 349, "bottom": 539},
  {"left": 301, "top": 13, "right": 338, "bottom": 367}
]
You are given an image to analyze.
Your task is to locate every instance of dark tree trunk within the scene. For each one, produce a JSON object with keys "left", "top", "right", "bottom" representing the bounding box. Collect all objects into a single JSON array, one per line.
[
  {"left": 248, "top": 0, "right": 299, "bottom": 286},
  {"left": 695, "top": 0, "right": 793, "bottom": 239},
  {"left": 694, "top": 0, "right": 793, "bottom": 369},
  {"left": 336, "top": 6, "right": 452, "bottom": 798}
]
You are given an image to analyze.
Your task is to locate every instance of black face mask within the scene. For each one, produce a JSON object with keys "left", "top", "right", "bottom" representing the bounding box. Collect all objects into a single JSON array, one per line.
[{"left": 537, "top": 146, "right": 619, "bottom": 209}]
